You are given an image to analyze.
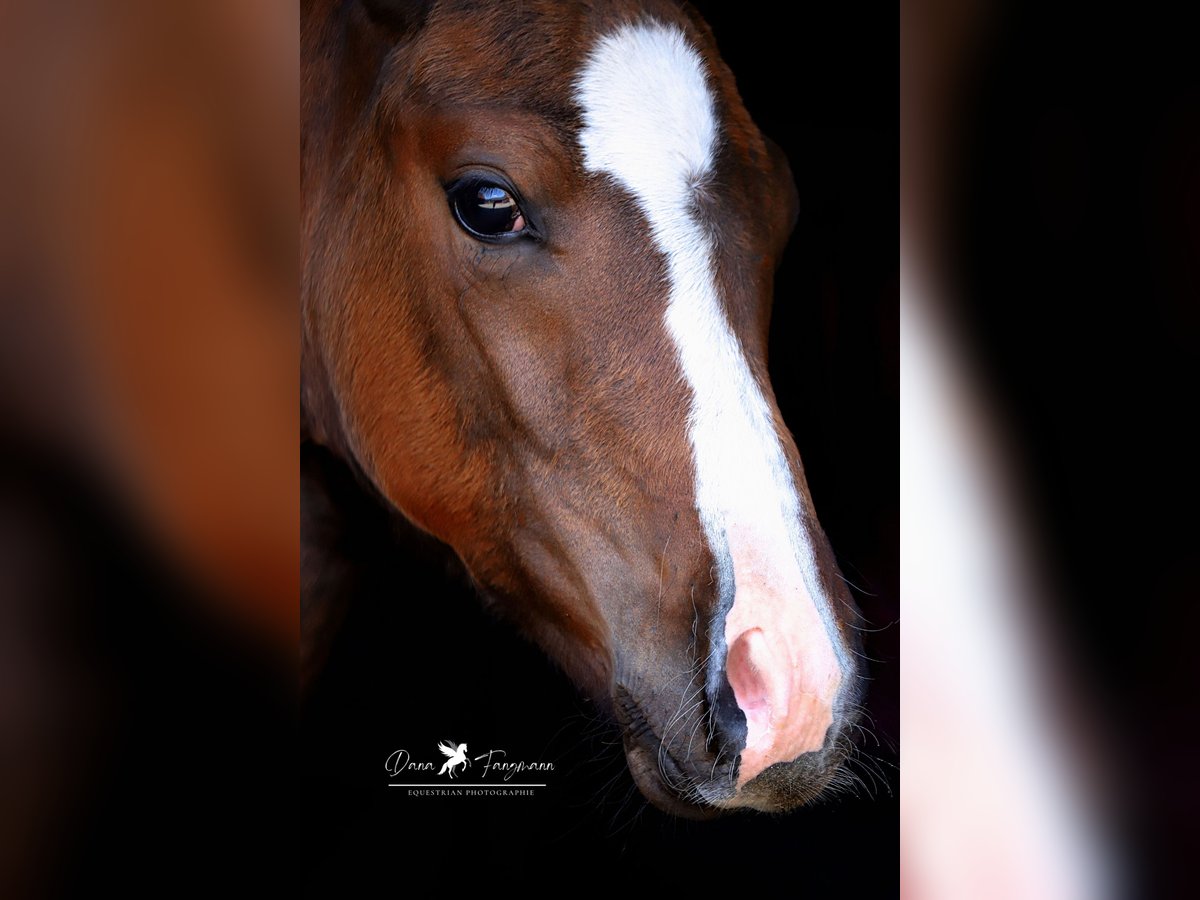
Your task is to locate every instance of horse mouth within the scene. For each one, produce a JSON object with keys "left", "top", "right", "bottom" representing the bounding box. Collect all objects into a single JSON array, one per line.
[{"left": 613, "top": 685, "right": 731, "bottom": 820}]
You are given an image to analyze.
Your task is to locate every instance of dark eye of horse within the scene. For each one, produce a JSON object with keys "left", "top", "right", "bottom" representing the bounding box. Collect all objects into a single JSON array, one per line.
[{"left": 448, "top": 179, "right": 528, "bottom": 241}]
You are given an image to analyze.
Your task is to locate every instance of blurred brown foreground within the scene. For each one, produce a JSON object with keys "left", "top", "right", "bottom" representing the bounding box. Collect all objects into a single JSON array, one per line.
[{"left": 0, "top": 2, "right": 296, "bottom": 893}]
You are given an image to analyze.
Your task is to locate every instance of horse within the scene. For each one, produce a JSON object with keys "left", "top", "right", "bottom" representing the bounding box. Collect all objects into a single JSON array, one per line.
[{"left": 301, "top": 0, "right": 865, "bottom": 816}]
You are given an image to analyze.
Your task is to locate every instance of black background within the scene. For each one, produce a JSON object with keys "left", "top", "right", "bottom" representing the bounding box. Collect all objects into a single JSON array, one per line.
[{"left": 302, "top": 2, "right": 897, "bottom": 893}]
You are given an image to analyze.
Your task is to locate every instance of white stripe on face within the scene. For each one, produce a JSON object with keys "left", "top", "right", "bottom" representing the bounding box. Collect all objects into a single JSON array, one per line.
[{"left": 574, "top": 21, "right": 848, "bottom": 783}]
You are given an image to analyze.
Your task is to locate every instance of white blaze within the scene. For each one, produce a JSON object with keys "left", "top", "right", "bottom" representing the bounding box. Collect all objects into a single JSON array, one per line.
[{"left": 574, "top": 22, "right": 848, "bottom": 782}]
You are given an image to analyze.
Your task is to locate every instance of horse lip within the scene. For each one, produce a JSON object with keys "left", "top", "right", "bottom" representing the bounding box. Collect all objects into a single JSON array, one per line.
[{"left": 612, "top": 684, "right": 727, "bottom": 820}]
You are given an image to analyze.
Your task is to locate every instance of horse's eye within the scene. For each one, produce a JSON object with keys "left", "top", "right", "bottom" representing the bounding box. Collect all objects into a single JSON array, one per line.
[{"left": 448, "top": 178, "right": 528, "bottom": 241}]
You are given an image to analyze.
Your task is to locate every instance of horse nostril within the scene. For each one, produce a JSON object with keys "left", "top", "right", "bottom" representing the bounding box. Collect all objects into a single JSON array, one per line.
[
  {"left": 709, "top": 619, "right": 842, "bottom": 787},
  {"left": 725, "top": 628, "right": 778, "bottom": 752},
  {"left": 707, "top": 657, "right": 748, "bottom": 764}
]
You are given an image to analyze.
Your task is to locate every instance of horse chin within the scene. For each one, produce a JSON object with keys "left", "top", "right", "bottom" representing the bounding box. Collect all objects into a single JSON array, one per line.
[{"left": 622, "top": 729, "right": 851, "bottom": 817}]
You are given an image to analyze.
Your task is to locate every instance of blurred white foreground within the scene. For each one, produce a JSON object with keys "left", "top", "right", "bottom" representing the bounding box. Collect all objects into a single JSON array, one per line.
[{"left": 901, "top": 258, "right": 1118, "bottom": 898}]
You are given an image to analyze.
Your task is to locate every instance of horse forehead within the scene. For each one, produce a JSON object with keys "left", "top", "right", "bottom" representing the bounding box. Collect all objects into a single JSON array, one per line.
[{"left": 402, "top": 3, "right": 727, "bottom": 134}]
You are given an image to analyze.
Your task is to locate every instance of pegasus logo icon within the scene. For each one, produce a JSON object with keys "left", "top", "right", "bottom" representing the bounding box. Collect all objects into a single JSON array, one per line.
[{"left": 437, "top": 741, "right": 470, "bottom": 778}]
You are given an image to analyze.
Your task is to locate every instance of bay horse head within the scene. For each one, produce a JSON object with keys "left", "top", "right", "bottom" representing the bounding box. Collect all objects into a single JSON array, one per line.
[{"left": 302, "top": 0, "right": 863, "bottom": 816}]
